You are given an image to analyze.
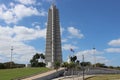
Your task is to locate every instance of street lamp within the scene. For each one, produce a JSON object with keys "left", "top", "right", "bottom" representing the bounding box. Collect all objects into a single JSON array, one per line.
[
  {"left": 11, "top": 46, "right": 13, "bottom": 62},
  {"left": 93, "top": 48, "right": 96, "bottom": 67},
  {"left": 10, "top": 46, "right": 13, "bottom": 68},
  {"left": 82, "top": 55, "right": 85, "bottom": 80}
]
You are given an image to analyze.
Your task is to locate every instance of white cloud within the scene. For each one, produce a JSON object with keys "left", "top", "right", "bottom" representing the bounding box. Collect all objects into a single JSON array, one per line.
[
  {"left": 108, "top": 38, "right": 120, "bottom": 47},
  {"left": 61, "top": 27, "right": 65, "bottom": 34},
  {"left": 32, "top": 22, "right": 41, "bottom": 27},
  {"left": 43, "top": 0, "right": 54, "bottom": 3},
  {"left": 96, "top": 56, "right": 109, "bottom": 64},
  {"left": 44, "top": 22, "right": 47, "bottom": 27},
  {"left": 62, "top": 44, "right": 78, "bottom": 50},
  {"left": 76, "top": 49, "right": 103, "bottom": 55},
  {"left": 0, "top": 25, "right": 46, "bottom": 63},
  {"left": 105, "top": 48, "right": 120, "bottom": 53},
  {"left": 0, "top": 4, "right": 7, "bottom": 10},
  {"left": 0, "top": 25, "right": 46, "bottom": 41},
  {"left": 0, "top": 26, "right": 13, "bottom": 36},
  {"left": 0, "top": 4, "right": 46, "bottom": 24},
  {"left": 14, "top": 4, "right": 39, "bottom": 17},
  {"left": 10, "top": 2, "right": 15, "bottom": 7},
  {"left": 1, "top": 25, "right": 46, "bottom": 40},
  {"left": 0, "top": 41, "right": 38, "bottom": 63},
  {"left": 62, "top": 39, "right": 68, "bottom": 43},
  {"left": 13, "top": 26, "right": 46, "bottom": 41},
  {"left": 76, "top": 49, "right": 108, "bottom": 64},
  {"left": 67, "top": 27, "right": 84, "bottom": 39},
  {"left": 16, "top": 0, "right": 36, "bottom": 5}
]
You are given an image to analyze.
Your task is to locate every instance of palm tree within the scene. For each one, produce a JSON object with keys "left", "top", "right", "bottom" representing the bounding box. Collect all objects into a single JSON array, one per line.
[{"left": 70, "top": 55, "right": 77, "bottom": 62}]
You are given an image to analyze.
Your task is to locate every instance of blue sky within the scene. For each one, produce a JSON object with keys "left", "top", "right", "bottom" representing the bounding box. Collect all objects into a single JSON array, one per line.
[{"left": 0, "top": 0, "right": 120, "bottom": 66}]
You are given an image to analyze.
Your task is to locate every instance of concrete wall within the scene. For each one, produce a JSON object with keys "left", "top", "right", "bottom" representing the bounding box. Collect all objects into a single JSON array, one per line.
[{"left": 65, "top": 67, "right": 120, "bottom": 76}]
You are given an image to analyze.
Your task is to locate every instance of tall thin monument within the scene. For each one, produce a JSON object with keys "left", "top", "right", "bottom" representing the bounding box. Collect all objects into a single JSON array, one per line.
[{"left": 45, "top": 4, "right": 62, "bottom": 68}]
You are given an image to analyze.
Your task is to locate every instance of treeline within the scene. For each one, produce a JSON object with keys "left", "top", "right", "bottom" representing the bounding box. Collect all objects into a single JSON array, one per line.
[
  {"left": 94, "top": 63, "right": 120, "bottom": 70},
  {"left": 0, "top": 62, "right": 25, "bottom": 69},
  {"left": 62, "top": 61, "right": 120, "bottom": 70},
  {"left": 63, "top": 61, "right": 120, "bottom": 70},
  {"left": 62, "top": 55, "right": 120, "bottom": 70}
]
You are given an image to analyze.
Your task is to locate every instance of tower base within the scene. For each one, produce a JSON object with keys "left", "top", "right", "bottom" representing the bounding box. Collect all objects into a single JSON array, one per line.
[{"left": 46, "top": 62, "right": 53, "bottom": 68}]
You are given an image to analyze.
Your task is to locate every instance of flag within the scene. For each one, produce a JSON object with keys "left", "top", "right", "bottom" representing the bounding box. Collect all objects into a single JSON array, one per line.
[{"left": 70, "top": 48, "right": 75, "bottom": 53}]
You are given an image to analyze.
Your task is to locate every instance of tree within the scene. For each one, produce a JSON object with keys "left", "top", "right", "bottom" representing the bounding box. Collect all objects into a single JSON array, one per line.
[
  {"left": 33, "top": 53, "right": 40, "bottom": 59},
  {"left": 30, "top": 53, "right": 46, "bottom": 67},
  {"left": 76, "top": 60, "right": 81, "bottom": 70},
  {"left": 80, "top": 62, "right": 91, "bottom": 67},
  {"left": 0, "top": 63, "right": 5, "bottom": 69},
  {"left": 109, "top": 66, "right": 114, "bottom": 69},
  {"left": 54, "top": 61, "right": 60, "bottom": 71},
  {"left": 62, "top": 62, "right": 69, "bottom": 68},
  {"left": 70, "top": 55, "right": 77, "bottom": 62},
  {"left": 95, "top": 63, "right": 107, "bottom": 68},
  {"left": 40, "top": 54, "right": 45, "bottom": 59},
  {"left": 69, "top": 62, "right": 76, "bottom": 69},
  {"left": 76, "top": 60, "right": 80, "bottom": 65}
]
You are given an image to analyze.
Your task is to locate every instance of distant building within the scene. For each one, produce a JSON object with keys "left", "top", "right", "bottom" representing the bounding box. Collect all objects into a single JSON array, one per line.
[
  {"left": 25, "top": 64, "right": 31, "bottom": 67},
  {"left": 45, "top": 4, "right": 62, "bottom": 68},
  {"left": 3, "top": 62, "right": 25, "bottom": 68}
]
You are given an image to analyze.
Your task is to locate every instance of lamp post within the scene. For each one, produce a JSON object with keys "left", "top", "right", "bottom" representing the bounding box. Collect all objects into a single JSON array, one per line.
[
  {"left": 93, "top": 48, "right": 96, "bottom": 67},
  {"left": 10, "top": 46, "right": 13, "bottom": 68},
  {"left": 82, "top": 55, "right": 85, "bottom": 80},
  {"left": 70, "top": 48, "right": 75, "bottom": 80}
]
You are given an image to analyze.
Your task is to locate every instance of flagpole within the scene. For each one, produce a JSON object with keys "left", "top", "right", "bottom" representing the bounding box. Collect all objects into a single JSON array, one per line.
[{"left": 70, "top": 48, "right": 75, "bottom": 56}]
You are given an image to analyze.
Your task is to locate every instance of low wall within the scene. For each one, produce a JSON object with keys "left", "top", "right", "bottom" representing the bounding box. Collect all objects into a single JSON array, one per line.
[
  {"left": 65, "top": 67, "right": 120, "bottom": 76},
  {"left": 33, "top": 69, "right": 64, "bottom": 80}
]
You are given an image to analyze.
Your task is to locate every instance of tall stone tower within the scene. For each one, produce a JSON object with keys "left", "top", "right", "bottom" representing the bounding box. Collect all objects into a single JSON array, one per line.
[{"left": 45, "top": 4, "right": 62, "bottom": 68}]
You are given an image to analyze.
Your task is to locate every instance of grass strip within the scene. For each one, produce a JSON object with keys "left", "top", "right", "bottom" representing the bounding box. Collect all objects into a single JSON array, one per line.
[
  {"left": 0, "top": 67, "right": 51, "bottom": 80},
  {"left": 86, "top": 74, "right": 120, "bottom": 80}
]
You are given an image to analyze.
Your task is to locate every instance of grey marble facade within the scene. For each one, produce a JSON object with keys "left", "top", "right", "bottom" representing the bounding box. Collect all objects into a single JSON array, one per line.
[{"left": 45, "top": 4, "right": 62, "bottom": 68}]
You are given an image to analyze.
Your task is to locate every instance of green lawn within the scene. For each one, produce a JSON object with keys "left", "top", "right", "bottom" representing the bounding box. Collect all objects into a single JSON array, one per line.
[
  {"left": 0, "top": 67, "right": 51, "bottom": 80},
  {"left": 86, "top": 74, "right": 120, "bottom": 80}
]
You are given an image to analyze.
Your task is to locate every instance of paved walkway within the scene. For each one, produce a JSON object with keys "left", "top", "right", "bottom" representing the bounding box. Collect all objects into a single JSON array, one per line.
[
  {"left": 22, "top": 68, "right": 64, "bottom": 80},
  {"left": 52, "top": 75, "right": 94, "bottom": 80},
  {"left": 22, "top": 68, "right": 94, "bottom": 80}
]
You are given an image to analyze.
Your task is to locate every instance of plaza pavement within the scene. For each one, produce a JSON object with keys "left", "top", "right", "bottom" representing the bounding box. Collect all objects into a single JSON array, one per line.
[
  {"left": 22, "top": 67, "right": 120, "bottom": 80},
  {"left": 52, "top": 75, "right": 94, "bottom": 80},
  {"left": 21, "top": 68, "right": 94, "bottom": 80}
]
